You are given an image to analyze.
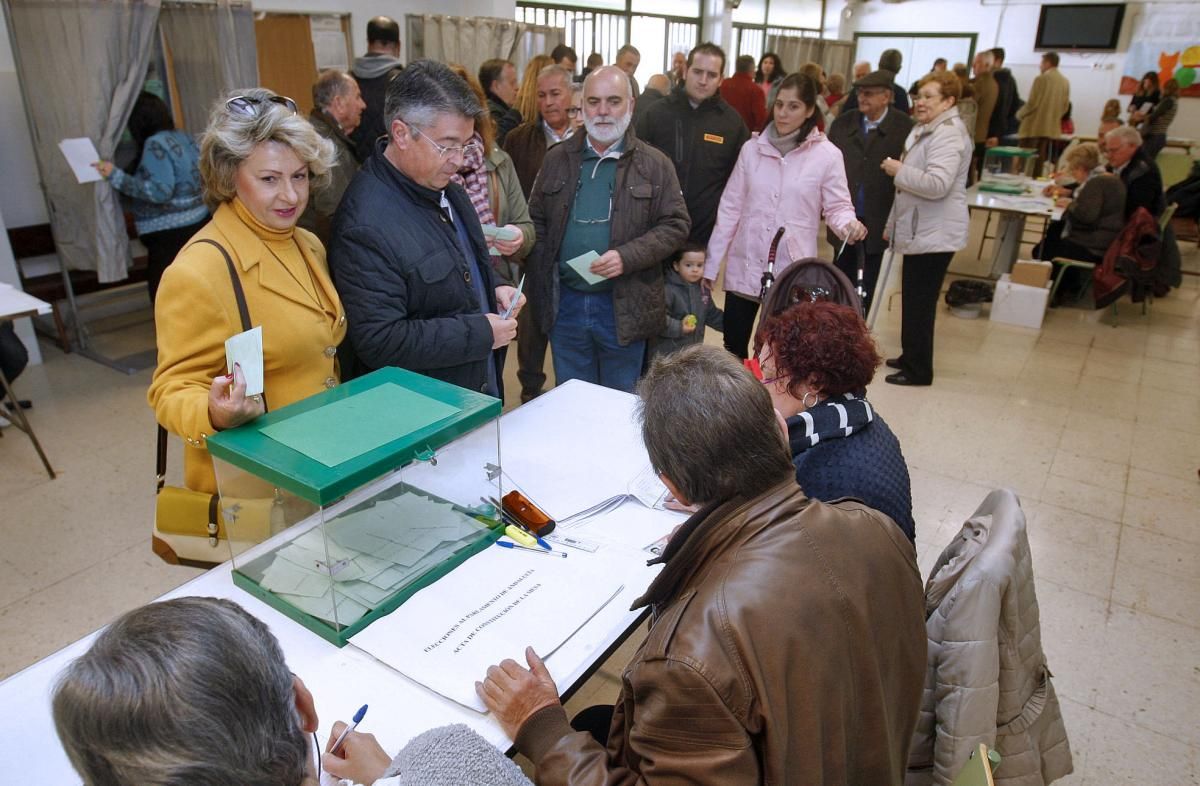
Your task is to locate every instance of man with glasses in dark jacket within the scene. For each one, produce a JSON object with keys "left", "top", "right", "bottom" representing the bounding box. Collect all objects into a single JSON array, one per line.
[{"left": 330, "top": 60, "right": 524, "bottom": 396}]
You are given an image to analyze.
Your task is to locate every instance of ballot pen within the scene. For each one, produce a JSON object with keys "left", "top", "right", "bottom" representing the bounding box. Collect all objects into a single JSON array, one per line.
[
  {"left": 501, "top": 274, "right": 526, "bottom": 320},
  {"left": 495, "top": 541, "right": 567, "bottom": 558},
  {"left": 329, "top": 704, "right": 368, "bottom": 756}
]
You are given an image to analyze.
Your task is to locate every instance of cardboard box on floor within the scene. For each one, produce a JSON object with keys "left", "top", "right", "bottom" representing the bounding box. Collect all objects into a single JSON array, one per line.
[
  {"left": 1011, "top": 259, "right": 1052, "bottom": 288},
  {"left": 990, "top": 274, "right": 1052, "bottom": 330}
]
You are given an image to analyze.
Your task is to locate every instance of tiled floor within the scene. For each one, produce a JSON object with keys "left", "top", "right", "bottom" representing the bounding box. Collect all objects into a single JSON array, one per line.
[{"left": 1, "top": 225, "right": 1197, "bottom": 784}]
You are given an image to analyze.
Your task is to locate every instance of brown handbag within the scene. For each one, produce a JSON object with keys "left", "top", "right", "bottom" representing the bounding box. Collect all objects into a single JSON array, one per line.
[{"left": 151, "top": 239, "right": 278, "bottom": 568}]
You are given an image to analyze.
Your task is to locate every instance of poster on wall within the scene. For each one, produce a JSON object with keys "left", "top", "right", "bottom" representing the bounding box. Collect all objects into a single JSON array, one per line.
[{"left": 1121, "top": 7, "right": 1200, "bottom": 97}]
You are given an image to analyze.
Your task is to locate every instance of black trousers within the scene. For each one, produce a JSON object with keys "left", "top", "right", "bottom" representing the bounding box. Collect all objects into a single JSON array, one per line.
[
  {"left": 0, "top": 321, "right": 29, "bottom": 384},
  {"left": 898, "top": 251, "right": 953, "bottom": 384},
  {"left": 572, "top": 704, "right": 615, "bottom": 746},
  {"left": 722, "top": 292, "right": 761, "bottom": 360},
  {"left": 834, "top": 246, "right": 884, "bottom": 314},
  {"left": 1034, "top": 220, "right": 1103, "bottom": 301},
  {"left": 141, "top": 218, "right": 208, "bottom": 304},
  {"left": 516, "top": 303, "right": 549, "bottom": 397}
]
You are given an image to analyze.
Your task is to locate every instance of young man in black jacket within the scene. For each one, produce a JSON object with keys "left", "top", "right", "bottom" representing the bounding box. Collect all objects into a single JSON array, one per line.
[{"left": 636, "top": 42, "right": 749, "bottom": 246}]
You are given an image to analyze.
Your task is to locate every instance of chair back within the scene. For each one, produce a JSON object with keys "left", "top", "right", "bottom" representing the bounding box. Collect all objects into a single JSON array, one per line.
[
  {"left": 1158, "top": 202, "right": 1178, "bottom": 233},
  {"left": 950, "top": 743, "right": 1000, "bottom": 786}
]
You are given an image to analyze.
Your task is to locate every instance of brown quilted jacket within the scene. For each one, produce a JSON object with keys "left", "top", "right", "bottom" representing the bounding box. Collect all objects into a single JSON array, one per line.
[
  {"left": 516, "top": 480, "right": 927, "bottom": 785},
  {"left": 525, "top": 126, "right": 690, "bottom": 345}
]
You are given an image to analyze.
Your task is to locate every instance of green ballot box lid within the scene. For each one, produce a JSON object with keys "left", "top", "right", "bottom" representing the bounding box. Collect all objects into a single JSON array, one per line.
[
  {"left": 984, "top": 146, "right": 1037, "bottom": 158},
  {"left": 208, "top": 367, "right": 500, "bottom": 506}
]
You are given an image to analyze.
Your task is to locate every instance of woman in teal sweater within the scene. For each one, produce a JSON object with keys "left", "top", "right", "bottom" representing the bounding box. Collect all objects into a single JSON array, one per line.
[{"left": 94, "top": 92, "right": 207, "bottom": 302}]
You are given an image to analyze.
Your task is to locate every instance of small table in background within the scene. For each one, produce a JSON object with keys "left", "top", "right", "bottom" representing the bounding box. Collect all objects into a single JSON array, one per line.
[
  {"left": 0, "top": 284, "right": 55, "bottom": 478},
  {"left": 966, "top": 183, "right": 1063, "bottom": 279}
]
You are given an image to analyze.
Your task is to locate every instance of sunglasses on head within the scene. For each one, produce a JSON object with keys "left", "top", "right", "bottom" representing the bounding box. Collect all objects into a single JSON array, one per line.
[{"left": 225, "top": 94, "right": 298, "bottom": 117}]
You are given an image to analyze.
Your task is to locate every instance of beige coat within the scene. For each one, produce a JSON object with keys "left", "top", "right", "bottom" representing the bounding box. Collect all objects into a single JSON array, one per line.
[
  {"left": 907, "top": 489, "right": 1074, "bottom": 786},
  {"left": 1017, "top": 67, "right": 1070, "bottom": 139},
  {"left": 888, "top": 106, "right": 973, "bottom": 256}
]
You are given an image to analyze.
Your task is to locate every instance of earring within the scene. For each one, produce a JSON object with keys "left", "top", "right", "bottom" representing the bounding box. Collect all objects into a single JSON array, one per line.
[{"left": 801, "top": 391, "right": 819, "bottom": 410}]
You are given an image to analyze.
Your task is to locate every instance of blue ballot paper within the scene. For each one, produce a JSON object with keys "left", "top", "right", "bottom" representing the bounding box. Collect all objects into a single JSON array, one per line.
[{"left": 563, "top": 250, "right": 606, "bottom": 285}]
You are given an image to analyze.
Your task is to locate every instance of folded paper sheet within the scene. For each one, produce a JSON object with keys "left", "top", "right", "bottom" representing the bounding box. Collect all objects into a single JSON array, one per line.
[
  {"left": 351, "top": 545, "right": 624, "bottom": 711},
  {"left": 249, "top": 491, "right": 489, "bottom": 629}
]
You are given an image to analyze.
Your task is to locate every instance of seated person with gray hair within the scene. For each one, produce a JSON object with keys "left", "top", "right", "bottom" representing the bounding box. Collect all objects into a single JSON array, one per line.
[
  {"left": 477, "top": 344, "right": 927, "bottom": 784},
  {"left": 52, "top": 596, "right": 531, "bottom": 786}
]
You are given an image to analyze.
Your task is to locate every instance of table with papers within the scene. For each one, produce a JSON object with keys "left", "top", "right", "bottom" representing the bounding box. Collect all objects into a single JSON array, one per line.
[
  {"left": 0, "top": 380, "right": 686, "bottom": 783},
  {"left": 966, "top": 182, "right": 1064, "bottom": 279}
]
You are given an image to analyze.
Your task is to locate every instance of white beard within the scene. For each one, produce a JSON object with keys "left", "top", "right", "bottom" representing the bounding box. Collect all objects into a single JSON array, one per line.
[{"left": 584, "top": 111, "right": 631, "bottom": 146}]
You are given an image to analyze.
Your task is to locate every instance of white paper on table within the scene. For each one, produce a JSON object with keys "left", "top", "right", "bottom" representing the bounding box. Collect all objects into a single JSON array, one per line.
[
  {"left": 58, "top": 138, "right": 103, "bottom": 184},
  {"left": 350, "top": 545, "right": 624, "bottom": 711},
  {"left": 225, "top": 325, "right": 264, "bottom": 396}
]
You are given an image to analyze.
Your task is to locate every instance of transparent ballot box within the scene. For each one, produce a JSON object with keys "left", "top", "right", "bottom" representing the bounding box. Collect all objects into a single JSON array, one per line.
[
  {"left": 206, "top": 367, "right": 504, "bottom": 646},
  {"left": 979, "top": 146, "right": 1038, "bottom": 192}
]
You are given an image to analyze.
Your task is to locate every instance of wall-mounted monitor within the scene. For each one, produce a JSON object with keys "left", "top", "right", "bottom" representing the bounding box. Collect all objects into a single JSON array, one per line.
[{"left": 1035, "top": 4, "right": 1125, "bottom": 52}]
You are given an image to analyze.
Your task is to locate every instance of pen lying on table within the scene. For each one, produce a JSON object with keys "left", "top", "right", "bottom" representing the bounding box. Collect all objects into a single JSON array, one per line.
[
  {"left": 495, "top": 541, "right": 568, "bottom": 558},
  {"left": 482, "top": 496, "right": 552, "bottom": 550}
]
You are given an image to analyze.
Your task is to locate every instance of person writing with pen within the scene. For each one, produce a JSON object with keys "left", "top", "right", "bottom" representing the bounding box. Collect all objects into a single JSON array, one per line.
[{"left": 51, "top": 596, "right": 532, "bottom": 786}]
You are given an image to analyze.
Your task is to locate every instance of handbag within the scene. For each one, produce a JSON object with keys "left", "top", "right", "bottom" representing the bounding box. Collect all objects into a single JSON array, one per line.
[{"left": 151, "top": 239, "right": 280, "bottom": 568}]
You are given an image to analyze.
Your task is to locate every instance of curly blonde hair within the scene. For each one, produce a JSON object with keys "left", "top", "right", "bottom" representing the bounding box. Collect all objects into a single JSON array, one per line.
[{"left": 198, "top": 88, "right": 337, "bottom": 210}]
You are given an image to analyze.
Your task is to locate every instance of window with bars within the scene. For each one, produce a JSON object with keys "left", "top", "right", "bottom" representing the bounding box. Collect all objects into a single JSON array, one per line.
[{"left": 516, "top": 3, "right": 698, "bottom": 85}]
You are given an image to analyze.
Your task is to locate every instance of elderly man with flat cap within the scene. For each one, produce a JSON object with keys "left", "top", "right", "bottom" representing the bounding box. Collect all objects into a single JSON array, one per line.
[{"left": 827, "top": 70, "right": 913, "bottom": 308}]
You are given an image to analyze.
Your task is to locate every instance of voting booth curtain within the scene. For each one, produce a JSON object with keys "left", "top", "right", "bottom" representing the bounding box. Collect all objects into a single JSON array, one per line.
[
  {"left": 3, "top": 0, "right": 161, "bottom": 283},
  {"left": 767, "top": 35, "right": 854, "bottom": 85},
  {"left": 407, "top": 14, "right": 564, "bottom": 78},
  {"left": 159, "top": 0, "right": 258, "bottom": 137}
]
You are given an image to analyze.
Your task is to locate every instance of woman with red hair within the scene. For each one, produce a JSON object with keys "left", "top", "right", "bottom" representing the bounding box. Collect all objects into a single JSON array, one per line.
[{"left": 755, "top": 300, "right": 914, "bottom": 541}]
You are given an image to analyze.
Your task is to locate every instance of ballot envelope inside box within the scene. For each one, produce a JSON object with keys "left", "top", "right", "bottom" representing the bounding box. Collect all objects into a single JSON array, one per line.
[{"left": 206, "top": 367, "right": 505, "bottom": 647}]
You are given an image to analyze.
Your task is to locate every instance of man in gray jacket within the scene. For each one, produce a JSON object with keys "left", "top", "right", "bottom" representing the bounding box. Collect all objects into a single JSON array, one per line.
[{"left": 525, "top": 66, "right": 689, "bottom": 392}]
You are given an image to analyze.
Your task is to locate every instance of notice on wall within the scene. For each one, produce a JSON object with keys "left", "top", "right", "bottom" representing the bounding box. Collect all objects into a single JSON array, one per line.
[
  {"left": 351, "top": 546, "right": 623, "bottom": 711},
  {"left": 311, "top": 15, "right": 349, "bottom": 71}
]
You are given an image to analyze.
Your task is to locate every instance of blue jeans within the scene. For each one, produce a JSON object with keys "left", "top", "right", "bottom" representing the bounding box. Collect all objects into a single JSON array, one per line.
[{"left": 551, "top": 285, "right": 645, "bottom": 393}]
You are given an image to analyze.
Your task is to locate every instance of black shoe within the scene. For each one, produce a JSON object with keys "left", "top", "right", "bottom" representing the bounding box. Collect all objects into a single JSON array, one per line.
[
  {"left": 4, "top": 399, "right": 31, "bottom": 411},
  {"left": 885, "top": 358, "right": 903, "bottom": 370},
  {"left": 885, "top": 371, "right": 931, "bottom": 387}
]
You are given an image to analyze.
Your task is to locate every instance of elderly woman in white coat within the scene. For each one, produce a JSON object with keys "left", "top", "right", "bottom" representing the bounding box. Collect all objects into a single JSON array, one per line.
[
  {"left": 704, "top": 72, "right": 867, "bottom": 359},
  {"left": 881, "top": 71, "right": 972, "bottom": 386}
]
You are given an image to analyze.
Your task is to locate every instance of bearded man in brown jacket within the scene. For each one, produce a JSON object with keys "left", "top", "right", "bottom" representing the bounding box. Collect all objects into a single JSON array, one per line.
[{"left": 478, "top": 344, "right": 928, "bottom": 785}]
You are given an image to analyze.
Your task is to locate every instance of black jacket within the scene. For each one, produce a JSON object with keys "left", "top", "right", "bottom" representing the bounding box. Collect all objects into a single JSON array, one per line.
[
  {"left": 329, "top": 148, "right": 502, "bottom": 394},
  {"left": 1112, "top": 147, "right": 1165, "bottom": 219},
  {"left": 992, "top": 68, "right": 1022, "bottom": 138},
  {"left": 349, "top": 56, "right": 404, "bottom": 163},
  {"left": 487, "top": 93, "right": 523, "bottom": 146},
  {"left": 826, "top": 107, "right": 914, "bottom": 255},
  {"left": 636, "top": 87, "right": 749, "bottom": 245}
]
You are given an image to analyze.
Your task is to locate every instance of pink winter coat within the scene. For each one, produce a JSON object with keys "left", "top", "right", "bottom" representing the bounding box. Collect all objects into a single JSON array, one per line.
[{"left": 705, "top": 126, "right": 858, "bottom": 300}]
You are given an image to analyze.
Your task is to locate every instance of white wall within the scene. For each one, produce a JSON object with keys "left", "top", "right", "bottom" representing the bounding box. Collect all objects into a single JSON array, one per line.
[
  {"left": 826, "top": 0, "right": 1199, "bottom": 143},
  {"left": 0, "top": 0, "right": 516, "bottom": 232}
]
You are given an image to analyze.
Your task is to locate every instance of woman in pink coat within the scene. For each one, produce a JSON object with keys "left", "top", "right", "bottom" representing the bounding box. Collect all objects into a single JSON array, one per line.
[{"left": 704, "top": 72, "right": 866, "bottom": 358}]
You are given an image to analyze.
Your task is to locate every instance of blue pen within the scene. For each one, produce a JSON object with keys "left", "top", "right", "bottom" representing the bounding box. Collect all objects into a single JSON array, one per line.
[
  {"left": 501, "top": 274, "right": 525, "bottom": 320},
  {"left": 329, "top": 704, "right": 368, "bottom": 756},
  {"left": 495, "top": 541, "right": 567, "bottom": 558}
]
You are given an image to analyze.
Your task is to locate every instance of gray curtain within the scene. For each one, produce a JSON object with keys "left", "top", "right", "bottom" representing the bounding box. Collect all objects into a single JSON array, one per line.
[
  {"left": 4, "top": 0, "right": 161, "bottom": 282},
  {"left": 160, "top": 0, "right": 258, "bottom": 136},
  {"left": 407, "top": 14, "right": 563, "bottom": 78},
  {"left": 767, "top": 35, "right": 855, "bottom": 82}
]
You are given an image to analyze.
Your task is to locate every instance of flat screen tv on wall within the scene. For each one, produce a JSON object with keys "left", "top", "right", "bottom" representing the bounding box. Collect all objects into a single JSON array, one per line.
[{"left": 1035, "top": 4, "right": 1125, "bottom": 52}]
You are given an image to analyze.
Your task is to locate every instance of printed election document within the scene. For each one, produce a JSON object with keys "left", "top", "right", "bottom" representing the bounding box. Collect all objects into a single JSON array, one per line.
[{"left": 351, "top": 546, "right": 623, "bottom": 711}]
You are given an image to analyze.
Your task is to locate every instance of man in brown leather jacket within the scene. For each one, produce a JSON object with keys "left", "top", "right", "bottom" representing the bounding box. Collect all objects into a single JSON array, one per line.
[
  {"left": 478, "top": 345, "right": 927, "bottom": 785},
  {"left": 523, "top": 65, "right": 689, "bottom": 393}
]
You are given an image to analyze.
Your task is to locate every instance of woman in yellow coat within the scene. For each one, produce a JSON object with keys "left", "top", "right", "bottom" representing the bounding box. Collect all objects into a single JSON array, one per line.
[{"left": 148, "top": 89, "right": 347, "bottom": 496}]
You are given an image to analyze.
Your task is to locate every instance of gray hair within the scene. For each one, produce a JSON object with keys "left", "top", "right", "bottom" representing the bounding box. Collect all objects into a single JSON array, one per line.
[
  {"left": 1106, "top": 124, "right": 1142, "bottom": 148},
  {"left": 616, "top": 44, "right": 640, "bottom": 60},
  {"left": 537, "top": 64, "right": 573, "bottom": 90},
  {"left": 638, "top": 345, "right": 794, "bottom": 505},
  {"left": 383, "top": 59, "right": 485, "bottom": 135},
  {"left": 312, "top": 68, "right": 354, "bottom": 110},
  {"left": 52, "top": 597, "right": 308, "bottom": 786},
  {"left": 583, "top": 65, "right": 632, "bottom": 100},
  {"left": 199, "top": 87, "right": 337, "bottom": 210}
]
